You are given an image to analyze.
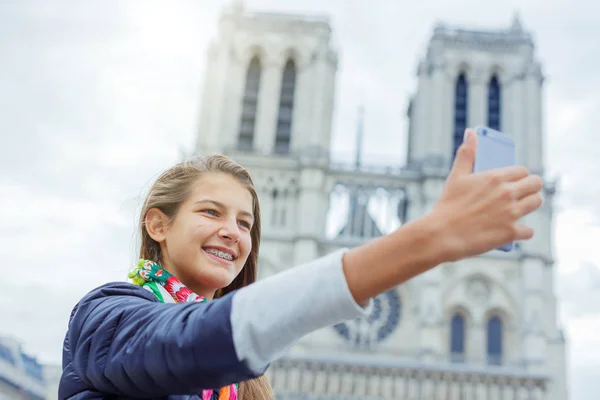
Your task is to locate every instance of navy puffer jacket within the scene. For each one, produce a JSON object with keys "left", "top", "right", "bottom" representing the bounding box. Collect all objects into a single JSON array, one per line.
[{"left": 58, "top": 282, "right": 257, "bottom": 399}]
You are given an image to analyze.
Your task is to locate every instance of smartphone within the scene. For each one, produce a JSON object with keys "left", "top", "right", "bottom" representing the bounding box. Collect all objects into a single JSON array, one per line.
[{"left": 472, "top": 126, "right": 516, "bottom": 252}]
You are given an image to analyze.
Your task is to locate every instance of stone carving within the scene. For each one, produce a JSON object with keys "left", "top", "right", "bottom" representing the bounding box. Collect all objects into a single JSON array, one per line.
[
  {"left": 466, "top": 276, "right": 491, "bottom": 304},
  {"left": 433, "top": 27, "right": 533, "bottom": 53}
]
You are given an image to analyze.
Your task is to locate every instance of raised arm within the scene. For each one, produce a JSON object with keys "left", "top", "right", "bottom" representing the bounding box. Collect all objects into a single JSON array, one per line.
[{"left": 233, "top": 131, "right": 542, "bottom": 375}]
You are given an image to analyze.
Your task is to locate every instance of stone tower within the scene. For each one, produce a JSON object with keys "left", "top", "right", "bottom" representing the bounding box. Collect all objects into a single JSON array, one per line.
[
  {"left": 196, "top": 3, "right": 337, "bottom": 269},
  {"left": 403, "top": 16, "right": 566, "bottom": 400}
]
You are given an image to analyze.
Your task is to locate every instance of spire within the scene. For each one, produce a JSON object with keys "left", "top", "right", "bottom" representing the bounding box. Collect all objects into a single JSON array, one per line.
[
  {"left": 510, "top": 11, "right": 523, "bottom": 32},
  {"left": 355, "top": 102, "right": 365, "bottom": 169}
]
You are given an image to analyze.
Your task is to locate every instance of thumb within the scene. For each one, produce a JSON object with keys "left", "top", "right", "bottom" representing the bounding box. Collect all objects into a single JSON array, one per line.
[{"left": 448, "top": 128, "right": 477, "bottom": 180}]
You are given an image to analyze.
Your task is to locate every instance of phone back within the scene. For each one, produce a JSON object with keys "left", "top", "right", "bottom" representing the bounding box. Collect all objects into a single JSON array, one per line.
[{"left": 472, "top": 126, "right": 516, "bottom": 252}]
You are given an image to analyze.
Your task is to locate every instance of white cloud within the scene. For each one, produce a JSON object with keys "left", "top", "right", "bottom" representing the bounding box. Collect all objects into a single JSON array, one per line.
[
  {"left": 565, "top": 314, "right": 600, "bottom": 400},
  {"left": 1, "top": 1, "right": 599, "bottom": 399}
]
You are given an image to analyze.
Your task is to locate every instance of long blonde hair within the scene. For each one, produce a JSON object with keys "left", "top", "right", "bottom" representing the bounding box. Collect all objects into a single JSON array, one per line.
[{"left": 138, "top": 154, "right": 273, "bottom": 399}]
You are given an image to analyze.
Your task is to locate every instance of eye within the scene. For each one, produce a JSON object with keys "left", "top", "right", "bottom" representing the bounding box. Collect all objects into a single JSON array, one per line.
[
  {"left": 238, "top": 220, "right": 251, "bottom": 229},
  {"left": 201, "top": 209, "right": 218, "bottom": 216}
]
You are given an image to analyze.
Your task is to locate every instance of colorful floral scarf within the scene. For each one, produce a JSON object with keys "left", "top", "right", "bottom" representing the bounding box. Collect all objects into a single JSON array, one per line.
[{"left": 129, "top": 259, "right": 238, "bottom": 400}]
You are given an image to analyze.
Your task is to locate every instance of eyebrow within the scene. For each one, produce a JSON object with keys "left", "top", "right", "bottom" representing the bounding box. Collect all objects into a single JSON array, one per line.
[{"left": 194, "top": 199, "right": 254, "bottom": 221}]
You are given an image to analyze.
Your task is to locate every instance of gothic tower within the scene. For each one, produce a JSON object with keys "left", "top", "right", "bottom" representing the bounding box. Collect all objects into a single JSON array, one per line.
[
  {"left": 405, "top": 16, "right": 567, "bottom": 400},
  {"left": 195, "top": 3, "right": 338, "bottom": 271}
]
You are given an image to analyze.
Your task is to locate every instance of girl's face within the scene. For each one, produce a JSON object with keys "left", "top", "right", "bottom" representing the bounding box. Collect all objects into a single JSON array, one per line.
[{"left": 151, "top": 173, "right": 254, "bottom": 299}]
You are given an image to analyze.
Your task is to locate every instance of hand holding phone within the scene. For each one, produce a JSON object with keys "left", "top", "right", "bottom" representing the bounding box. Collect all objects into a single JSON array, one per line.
[
  {"left": 472, "top": 126, "right": 516, "bottom": 252},
  {"left": 430, "top": 127, "right": 541, "bottom": 261}
]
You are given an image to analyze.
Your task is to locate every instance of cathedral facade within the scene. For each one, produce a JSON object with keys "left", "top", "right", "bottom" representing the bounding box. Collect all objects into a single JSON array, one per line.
[{"left": 196, "top": 3, "right": 568, "bottom": 399}]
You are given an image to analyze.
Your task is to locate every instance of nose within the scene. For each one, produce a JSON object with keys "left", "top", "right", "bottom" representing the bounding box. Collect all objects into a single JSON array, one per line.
[{"left": 218, "top": 217, "right": 240, "bottom": 243}]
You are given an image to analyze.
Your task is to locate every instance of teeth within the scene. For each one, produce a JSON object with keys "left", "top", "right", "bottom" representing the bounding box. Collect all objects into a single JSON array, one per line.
[{"left": 205, "top": 248, "right": 233, "bottom": 261}]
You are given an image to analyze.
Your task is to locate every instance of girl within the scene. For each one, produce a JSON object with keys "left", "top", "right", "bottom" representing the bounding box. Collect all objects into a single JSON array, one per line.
[{"left": 58, "top": 129, "right": 543, "bottom": 399}]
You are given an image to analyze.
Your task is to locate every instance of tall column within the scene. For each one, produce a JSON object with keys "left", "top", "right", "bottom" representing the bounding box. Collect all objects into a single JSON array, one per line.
[
  {"left": 521, "top": 186, "right": 554, "bottom": 257},
  {"left": 468, "top": 68, "right": 487, "bottom": 128},
  {"left": 511, "top": 74, "right": 528, "bottom": 166},
  {"left": 293, "top": 166, "right": 328, "bottom": 264},
  {"left": 417, "top": 268, "right": 443, "bottom": 363},
  {"left": 521, "top": 257, "right": 547, "bottom": 374},
  {"left": 255, "top": 59, "right": 283, "bottom": 154},
  {"left": 500, "top": 74, "right": 514, "bottom": 137},
  {"left": 291, "top": 57, "right": 313, "bottom": 152},
  {"left": 430, "top": 66, "right": 448, "bottom": 159},
  {"left": 307, "top": 48, "right": 330, "bottom": 149},
  {"left": 468, "top": 321, "right": 485, "bottom": 364},
  {"left": 411, "top": 62, "right": 432, "bottom": 161},
  {"left": 525, "top": 64, "right": 544, "bottom": 173},
  {"left": 318, "top": 52, "right": 337, "bottom": 151},
  {"left": 221, "top": 54, "right": 248, "bottom": 152},
  {"left": 440, "top": 67, "right": 454, "bottom": 160}
]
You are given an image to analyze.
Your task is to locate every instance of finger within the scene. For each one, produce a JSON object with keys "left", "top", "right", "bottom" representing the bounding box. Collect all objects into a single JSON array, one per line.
[
  {"left": 448, "top": 129, "right": 477, "bottom": 180},
  {"left": 513, "top": 224, "right": 534, "bottom": 241},
  {"left": 512, "top": 175, "right": 544, "bottom": 200},
  {"left": 487, "top": 165, "right": 530, "bottom": 182},
  {"left": 516, "top": 192, "right": 544, "bottom": 217}
]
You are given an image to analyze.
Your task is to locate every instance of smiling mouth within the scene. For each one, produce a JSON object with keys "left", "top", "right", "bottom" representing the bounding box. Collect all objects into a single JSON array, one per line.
[{"left": 202, "top": 248, "right": 235, "bottom": 262}]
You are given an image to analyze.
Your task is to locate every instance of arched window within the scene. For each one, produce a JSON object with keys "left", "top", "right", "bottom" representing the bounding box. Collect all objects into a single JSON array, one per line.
[
  {"left": 238, "top": 56, "right": 261, "bottom": 150},
  {"left": 453, "top": 73, "right": 468, "bottom": 158},
  {"left": 274, "top": 59, "right": 296, "bottom": 154},
  {"left": 487, "top": 75, "right": 501, "bottom": 131},
  {"left": 450, "top": 313, "right": 465, "bottom": 363},
  {"left": 487, "top": 315, "right": 503, "bottom": 365}
]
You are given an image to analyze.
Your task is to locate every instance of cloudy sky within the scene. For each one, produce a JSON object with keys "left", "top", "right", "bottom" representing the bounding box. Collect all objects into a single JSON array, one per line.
[{"left": 1, "top": 0, "right": 599, "bottom": 398}]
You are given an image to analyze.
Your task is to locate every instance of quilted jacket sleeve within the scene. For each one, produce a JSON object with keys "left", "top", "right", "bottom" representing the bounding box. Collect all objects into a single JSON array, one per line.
[{"left": 63, "top": 282, "right": 256, "bottom": 397}]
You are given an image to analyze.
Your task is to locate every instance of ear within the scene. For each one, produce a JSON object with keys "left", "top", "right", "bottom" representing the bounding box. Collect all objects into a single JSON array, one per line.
[{"left": 145, "top": 208, "right": 169, "bottom": 243}]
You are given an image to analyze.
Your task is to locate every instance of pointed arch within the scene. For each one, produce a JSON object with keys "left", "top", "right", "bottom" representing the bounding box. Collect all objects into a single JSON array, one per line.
[
  {"left": 238, "top": 55, "right": 262, "bottom": 150},
  {"left": 486, "top": 313, "right": 504, "bottom": 365},
  {"left": 442, "top": 272, "right": 519, "bottom": 319},
  {"left": 487, "top": 74, "right": 501, "bottom": 131},
  {"left": 274, "top": 59, "right": 296, "bottom": 154},
  {"left": 453, "top": 72, "right": 468, "bottom": 158},
  {"left": 449, "top": 310, "right": 467, "bottom": 363}
]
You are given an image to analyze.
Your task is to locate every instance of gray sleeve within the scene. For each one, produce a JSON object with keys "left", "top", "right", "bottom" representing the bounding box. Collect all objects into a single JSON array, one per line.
[{"left": 230, "top": 249, "right": 372, "bottom": 374}]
